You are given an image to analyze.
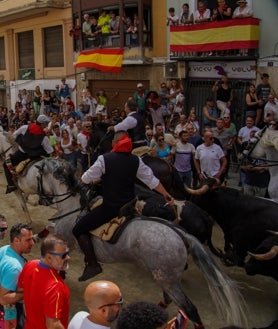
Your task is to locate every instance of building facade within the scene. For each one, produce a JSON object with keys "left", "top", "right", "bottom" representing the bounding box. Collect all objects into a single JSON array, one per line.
[{"left": 0, "top": 0, "right": 75, "bottom": 108}]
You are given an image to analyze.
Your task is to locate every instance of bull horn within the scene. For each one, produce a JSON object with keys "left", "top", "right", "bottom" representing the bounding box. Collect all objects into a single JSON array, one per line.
[
  {"left": 184, "top": 184, "right": 209, "bottom": 196},
  {"left": 266, "top": 230, "right": 278, "bottom": 236},
  {"left": 248, "top": 246, "right": 278, "bottom": 261}
]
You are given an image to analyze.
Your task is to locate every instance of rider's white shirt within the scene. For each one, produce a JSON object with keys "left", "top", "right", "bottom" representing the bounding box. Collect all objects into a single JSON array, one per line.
[
  {"left": 113, "top": 112, "right": 137, "bottom": 133},
  {"left": 81, "top": 155, "right": 159, "bottom": 190},
  {"left": 13, "top": 125, "right": 53, "bottom": 154}
]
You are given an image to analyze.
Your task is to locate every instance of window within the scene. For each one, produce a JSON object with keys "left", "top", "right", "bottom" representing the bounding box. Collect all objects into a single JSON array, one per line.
[
  {"left": 18, "top": 31, "right": 34, "bottom": 69},
  {"left": 0, "top": 37, "right": 5, "bottom": 70},
  {"left": 44, "top": 25, "right": 64, "bottom": 67}
]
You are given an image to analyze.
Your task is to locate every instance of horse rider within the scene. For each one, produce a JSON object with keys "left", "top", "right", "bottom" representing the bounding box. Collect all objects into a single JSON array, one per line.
[
  {"left": 3, "top": 114, "right": 54, "bottom": 193},
  {"left": 107, "top": 100, "right": 147, "bottom": 149},
  {"left": 73, "top": 131, "right": 174, "bottom": 281}
]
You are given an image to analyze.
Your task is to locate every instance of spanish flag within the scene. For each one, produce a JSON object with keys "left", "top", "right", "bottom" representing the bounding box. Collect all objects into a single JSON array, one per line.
[
  {"left": 75, "top": 48, "right": 124, "bottom": 72},
  {"left": 170, "top": 17, "right": 259, "bottom": 52}
]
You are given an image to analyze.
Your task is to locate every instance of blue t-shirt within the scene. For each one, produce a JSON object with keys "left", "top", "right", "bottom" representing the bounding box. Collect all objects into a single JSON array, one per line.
[
  {"left": 0, "top": 245, "right": 25, "bottom": 292},
  {"left": 155, "top": 143, "right": 171, "bottom": 159}
]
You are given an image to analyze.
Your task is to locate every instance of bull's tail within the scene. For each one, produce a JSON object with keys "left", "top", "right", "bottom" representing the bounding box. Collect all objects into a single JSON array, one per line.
[{"left": 185, "top": 232, "right": 248, "bottom": 328}]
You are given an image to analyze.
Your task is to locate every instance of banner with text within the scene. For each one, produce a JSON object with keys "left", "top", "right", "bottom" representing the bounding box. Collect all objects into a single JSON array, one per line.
[{"left": 188, "top": 61, "right": 256, "bottom": 80}]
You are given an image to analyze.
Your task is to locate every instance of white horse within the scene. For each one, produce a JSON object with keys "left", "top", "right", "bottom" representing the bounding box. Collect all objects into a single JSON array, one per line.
[
  {"left": 34, "top": 158, "right": 247, "bottom": 329},
  {"left": 250, "top": 128, "right": 278, "bottom": 203},
  {"left": 0, "top": 131, "right": 57, "bottom": 223}
]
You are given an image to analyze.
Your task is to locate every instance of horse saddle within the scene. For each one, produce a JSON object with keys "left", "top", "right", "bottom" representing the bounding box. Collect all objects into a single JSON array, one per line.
[
  {"left": 15, "top": 159, "right": 41, "bottom": 176},
  {"left": 89, "top": 198, "right": 139, "bottom": 243}
]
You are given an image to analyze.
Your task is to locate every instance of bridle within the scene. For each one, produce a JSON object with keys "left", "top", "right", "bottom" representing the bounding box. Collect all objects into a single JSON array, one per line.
[
  {"left": 0, "top": 145, "right": 13, "bottom": 159},
  {"left": 244, "top": 126, "right": 278, "bottom": 167},
  {"left": 36, "top": 164, "right": 82, "bottom": 220}
]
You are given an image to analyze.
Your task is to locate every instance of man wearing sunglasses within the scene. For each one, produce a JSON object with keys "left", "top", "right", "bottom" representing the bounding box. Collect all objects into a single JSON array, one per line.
[
  {"left": 18, "top": 234, "right": 70, "bottom": 329},
  {"left": 69, "top": 280, "right": 122, "bottom": 329},
  {"left": 0, "top": 223, "right": 34, "bottom": 329}
]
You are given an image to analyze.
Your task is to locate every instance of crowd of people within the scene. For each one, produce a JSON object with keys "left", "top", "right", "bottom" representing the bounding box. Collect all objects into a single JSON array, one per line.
[
  {"left": 1, "top": 71, "right": 278, "bottom": 197},
  {"left": 81, "top": 9, "right": 148, "bottom": 48}
]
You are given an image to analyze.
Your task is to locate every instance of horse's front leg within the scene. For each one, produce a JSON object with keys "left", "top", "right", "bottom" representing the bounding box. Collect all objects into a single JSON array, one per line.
[
  {"left": 14, "top": 190, "right": 32, "bottom": 224},
  {"left": 158, "top": 291, "right": 172, "bottom": 308}
]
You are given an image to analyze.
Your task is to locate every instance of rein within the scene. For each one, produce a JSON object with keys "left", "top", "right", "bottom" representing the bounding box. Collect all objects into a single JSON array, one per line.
[
  {"left": 49, "top": 207, "right": 82, "bottom": 221},
  {"left": 93, "top": 130, "right": 113, "bottom": 153},
  {"left": 37, "top": 169, "right": 75, "bottom": 205},
  {"left": 0, "top": 145, "right": 13, "bottom": 159},
  {"left": 244, "top": 126, "right": 278, "bottom": 168}
]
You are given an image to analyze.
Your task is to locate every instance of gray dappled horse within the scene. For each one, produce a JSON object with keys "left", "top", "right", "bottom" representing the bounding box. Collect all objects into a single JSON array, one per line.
[
  {"left": 34, "top": 158, "right": 247, "bottom": 329},
  {"left": 249, "top": 128, "right": 278, "bottom": 203}
]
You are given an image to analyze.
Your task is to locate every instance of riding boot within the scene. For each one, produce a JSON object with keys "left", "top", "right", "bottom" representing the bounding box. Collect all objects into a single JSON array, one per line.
[
  {"left": 3, "top": 163, "right": 17, "bottom": 194},
  {"left": 77, "top": 234, "right": 102, "bottom": 281}
]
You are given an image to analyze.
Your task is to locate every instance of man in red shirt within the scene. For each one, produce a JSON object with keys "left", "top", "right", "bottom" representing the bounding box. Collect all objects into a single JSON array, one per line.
[{"left": 18, "top": 234, "right": 70, "bottom": 329}]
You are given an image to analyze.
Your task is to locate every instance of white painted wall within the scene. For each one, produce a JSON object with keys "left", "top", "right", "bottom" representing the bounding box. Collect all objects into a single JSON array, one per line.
[{"left": 9, "top": 79, "right": 76, "bottom": 109}]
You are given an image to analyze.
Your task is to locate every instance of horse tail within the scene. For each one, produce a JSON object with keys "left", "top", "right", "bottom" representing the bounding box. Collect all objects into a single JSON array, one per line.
[{"left": 184, "top": 232, "right": 248, "bottom": 328}]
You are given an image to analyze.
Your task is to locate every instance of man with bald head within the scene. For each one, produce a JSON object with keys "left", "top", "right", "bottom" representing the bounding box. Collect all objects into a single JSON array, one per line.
[{"left": 69, "top": 280, "right": 122, "bottom": 329}]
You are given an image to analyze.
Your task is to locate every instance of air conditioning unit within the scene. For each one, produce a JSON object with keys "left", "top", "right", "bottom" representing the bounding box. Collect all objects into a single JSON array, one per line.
[
  {"left": 164, "top": 62, "right": 178, "bottom": 79},
  {"left": 164, "top": 62, "right": 186, "bottom": 79}
]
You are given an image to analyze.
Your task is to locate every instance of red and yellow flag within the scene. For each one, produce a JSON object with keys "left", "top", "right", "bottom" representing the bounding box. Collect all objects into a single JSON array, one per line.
[
  {"left": 75, "top": 48, "right": 124, "bottom": 72},
  {"left": 170, "top": 17, "right": 259, "bottom": 52}
]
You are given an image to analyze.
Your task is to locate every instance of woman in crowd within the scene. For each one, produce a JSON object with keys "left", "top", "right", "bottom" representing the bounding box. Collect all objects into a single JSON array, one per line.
[
  {"left": 245, "top": 83, "right": 262, "bottom": 122},
  {"left": 151, "top": 132, "right": 173, "bottom": 163},
  {"left": 60, "top": 129, "right": 77, "bottom": 168},
  {"left": 33, "top": 86, "right": 42, "bottom": 117}
]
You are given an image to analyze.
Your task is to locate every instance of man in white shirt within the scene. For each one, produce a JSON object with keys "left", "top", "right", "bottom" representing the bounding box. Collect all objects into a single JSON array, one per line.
[{"left": 69, "top": 280, "right": 122, "bottom": 329}]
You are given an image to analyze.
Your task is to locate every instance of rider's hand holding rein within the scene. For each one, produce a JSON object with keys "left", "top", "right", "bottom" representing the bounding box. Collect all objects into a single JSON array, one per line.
[{"left": 165, "top": 194, "right": 175, "bottom": 206}]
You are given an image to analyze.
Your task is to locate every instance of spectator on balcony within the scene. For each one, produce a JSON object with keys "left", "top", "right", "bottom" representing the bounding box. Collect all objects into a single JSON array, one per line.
[
  {"left": 193, "top": 1, "right": 211, "bottom": 23},
  {"left": 232, "top": 0, "right": 253, "bottom": 19},
  {"left": 133, "top": 13, "right": 148, "bottom": 45},
  {"left": 232, "top": 0, "right": 253, "bottom": 56},
  {"left": 89, "top": 16, "right": 101, "bottom": 47},
  {"left": 126, "top": 21, "right": 138, "bottom": 47},
  {"left": 211, "top": 0, "right": 232, "bottom": 21},
  {"left": 97, "top": 9, "right": 111, "bottom": 46},
  {"left": 166, "top": 7, "right": 179, "bottom": 26},
  {"left": 212, "top": 74, "right": 233, "bottom": 118},
  {"left": 109, "top": 11, "right": 120, "bottom": 35},
  {"left": 180, "top": 3, "right": 193, "bottom": 25},
  {"left": 82, "top": 14, "right": 92, "bottom": 48}
]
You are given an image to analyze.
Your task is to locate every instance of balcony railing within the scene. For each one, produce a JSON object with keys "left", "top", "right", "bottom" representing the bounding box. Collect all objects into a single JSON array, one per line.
[{"left": 170, "top": 17, "right": 260, "bottom": 61}]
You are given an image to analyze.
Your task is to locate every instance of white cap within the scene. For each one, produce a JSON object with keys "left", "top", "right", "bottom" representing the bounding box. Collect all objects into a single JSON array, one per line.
[
  {"left": 137, "top": 83, "right": 143, "bottom": 88},
  {"left": 37, "top": 114, "right": 50, "bottom": 124}
]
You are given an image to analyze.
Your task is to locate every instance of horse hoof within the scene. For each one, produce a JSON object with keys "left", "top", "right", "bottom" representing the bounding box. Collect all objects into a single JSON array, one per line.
[{"left": 157, "top": 301, "right": 167, "bottom": 308}]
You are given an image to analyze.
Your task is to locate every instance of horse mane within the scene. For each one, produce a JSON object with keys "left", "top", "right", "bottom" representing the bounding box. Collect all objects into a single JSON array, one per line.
[{"left": 39, "top": 158, "right": 80, "bottom": 193}]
